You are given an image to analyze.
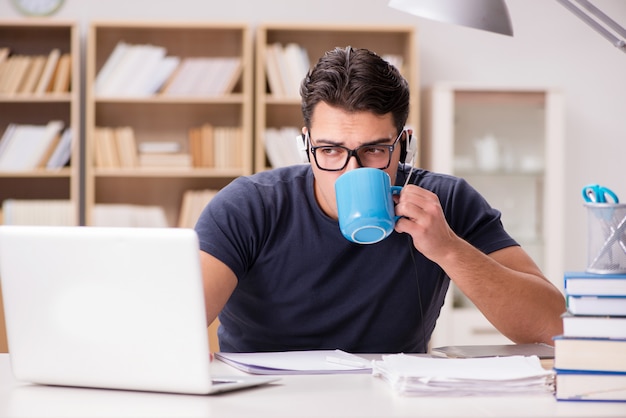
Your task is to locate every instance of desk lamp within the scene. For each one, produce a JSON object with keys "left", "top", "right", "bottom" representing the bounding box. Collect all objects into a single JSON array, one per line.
[{"left": 388, "top": 0, "right": 626, "bottom": 54}]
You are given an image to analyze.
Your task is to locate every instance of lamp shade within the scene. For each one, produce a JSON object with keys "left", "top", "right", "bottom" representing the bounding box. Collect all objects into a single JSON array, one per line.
[{"left": 388, "top": 0, "right": 514, "bottom": 36}]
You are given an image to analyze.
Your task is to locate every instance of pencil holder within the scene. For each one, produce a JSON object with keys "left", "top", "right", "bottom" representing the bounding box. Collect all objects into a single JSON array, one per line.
[{"left": 585, "top": 202, "right": 626, "bottom": 274}]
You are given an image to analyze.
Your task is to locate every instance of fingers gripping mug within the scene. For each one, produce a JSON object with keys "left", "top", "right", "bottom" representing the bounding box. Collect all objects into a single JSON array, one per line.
[{"left": 334, "top": 168, "right": 402, "bottom": 244}]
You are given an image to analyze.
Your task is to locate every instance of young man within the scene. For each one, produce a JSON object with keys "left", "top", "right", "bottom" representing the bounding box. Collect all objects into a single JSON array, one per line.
[{"left": 195, "top": 47, "right": 566, "bottom": 353}]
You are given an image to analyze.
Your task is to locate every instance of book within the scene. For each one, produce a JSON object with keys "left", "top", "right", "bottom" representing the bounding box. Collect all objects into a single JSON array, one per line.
[
  {"left": 0, "top": 121, "right": 64, "bottom": 171},
  {"left": 263, "top": 126, "right": 303, "bottom": 168},
  {"left": 567, "top": 295, "right": 626, "bottom": 316},
  {"left": 146, "top": 55, "right": 180, "bottom": 95},
  {"left": 96, "top": 44, "right": 149, "bottom": 96},
  {"left": 17, "top": 55, "right": 46, "bottom": 94},
  {"left": 553, "top": 336, "right": 626, "bottom": 372},
  {"left": 562, "top": 312, "right": 626, "bottom": 339},
  {"left": 45, "top": 128, "right": 72, "bottom": 169},
  {"left": 93, "top": 127, "right": 120, "bottom": 168},
  {"left": 264, "top": 43, "right": 285, "bottom": 97},
  {"left": 159, "top": 57, "right": 203, "bottom": 95},
  {"left": 564, "top": 271, "right": 626, "bottom": 296},
  {"left": 283, "top": 43, "right": 309, "bottom": 96},
  {"left": 161, "top": 57, "right": 242, "bottom": 97},
  {"left": 270, "top": 43, "right": 293, "bottom": 98},
  {"left": 3, "top": 55, "right": 31, "bottom": 94},
  {"left": 94, "top": 41, "right": 130, "bottom": 95},
  {"left": 51, "top": 53, "right": 71, "bottom": 93},
  {"left": 0, "top": 47, "right": 9, "bottom": 64},
  {"left": 113, "top": 126, "right": 138, "bottom": 168},
  {"left": 34, "top": 48, "right": 61, "bottom": 95},
  {"left": 213, "top": 126, "right": 242, "bottom": 169},
  {"left": 555, "top": 369, "right": 626, "bottom": 402},
  {"left": 200, "top": 123, "right": 215, "bottom": 167},
  {"left": 119, "top": 44, "right": 167, "bottom": 96},
  {"left": 217, "top": 57, "right": 243, "bottom": 94},
  {"left": 36, "top": 129, "right": 63, "bottom": 168},
  {"left": 0, "top": 124, "right": 17, "bottom": 159},
  {"left": 177, "top": 189, "right": 218, "bottom": 228},
  {"left": 92, "top": 204, "right": 168, "bottom": 227},
  {"left": 137, "top": 141, "right": 181, "bottom": 154},
  {"left": 2, "top": 199, "right": 74, "bottom": 226}
]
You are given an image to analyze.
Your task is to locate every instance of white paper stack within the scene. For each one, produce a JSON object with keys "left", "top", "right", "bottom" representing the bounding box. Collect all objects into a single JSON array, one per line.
[{"left": 372, "top": 354, "right": 554, "bottom": 396}]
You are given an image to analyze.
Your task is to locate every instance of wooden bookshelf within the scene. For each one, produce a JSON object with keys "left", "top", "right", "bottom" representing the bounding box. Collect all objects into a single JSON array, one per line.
[
  {"left": 85, "top": 21, "right": 253, "bottom": 227},
  {"left": 0, "top": 20, "right": 80, "bottom": 225},
  {"left": 255, "top": 24, "right": 420, "bottom": 172}
]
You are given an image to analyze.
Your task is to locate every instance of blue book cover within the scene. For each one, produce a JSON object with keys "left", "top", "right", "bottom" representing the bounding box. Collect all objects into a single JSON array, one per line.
[
  {"left": 564, "top": 271, "right": 626, "bottom": 297},
  {"left": 566, "top": 295, "right": 626, "bottom": 316}
]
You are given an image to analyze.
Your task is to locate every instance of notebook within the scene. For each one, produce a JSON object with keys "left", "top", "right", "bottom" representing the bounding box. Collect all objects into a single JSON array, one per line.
[{"left": 0, "top": 225, "right": 278, "bottom": 394}]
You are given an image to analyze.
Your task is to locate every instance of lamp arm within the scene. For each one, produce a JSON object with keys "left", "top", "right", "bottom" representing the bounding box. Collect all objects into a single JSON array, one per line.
[{"left": 556, "top": 0, "right": 626, "bottom": 53}]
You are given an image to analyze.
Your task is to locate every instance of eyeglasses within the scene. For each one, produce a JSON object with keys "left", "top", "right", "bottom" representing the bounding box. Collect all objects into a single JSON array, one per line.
[{"left": 307, "top": 131, "right": 403, "bottom": 171}]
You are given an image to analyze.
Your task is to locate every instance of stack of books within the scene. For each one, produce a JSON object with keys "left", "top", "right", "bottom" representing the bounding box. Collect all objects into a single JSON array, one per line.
[{"left": 553, "top": 271, "right": 626, "bottom": 402}]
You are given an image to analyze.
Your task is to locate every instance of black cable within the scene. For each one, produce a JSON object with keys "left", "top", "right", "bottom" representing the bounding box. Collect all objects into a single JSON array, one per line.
[{"left": 407, "top": 234, "right": 427, "bottom": 353}]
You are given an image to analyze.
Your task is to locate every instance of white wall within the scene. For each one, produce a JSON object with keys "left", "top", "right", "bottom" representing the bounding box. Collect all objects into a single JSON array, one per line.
[{"left": 2, "top": 0, "right": 625, "bottom": 272}]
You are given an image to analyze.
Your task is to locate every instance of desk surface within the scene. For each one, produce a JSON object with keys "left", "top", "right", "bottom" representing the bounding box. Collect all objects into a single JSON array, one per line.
[{"left": 0, "top": 354, "right": 624, "bottom": 417}]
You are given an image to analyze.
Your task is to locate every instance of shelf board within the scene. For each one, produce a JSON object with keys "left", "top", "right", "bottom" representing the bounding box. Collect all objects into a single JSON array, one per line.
[
  {"left": 0, "top": 94, "right": 72, "bottom": 103},
  {"left": 94, "top": 167, "right": 244, "bottom": 178},
  {"left": 264, "top": 96, "right": 301, "bottom": 105},
  {"left": 0, "top": 169, "right": 72, "bottom": 178},
  {"left": 94, "top": 94, "right": 246, "bottom": 104},
  {"left": 456, "top": 169, "right": 545, "bottom": 177}
]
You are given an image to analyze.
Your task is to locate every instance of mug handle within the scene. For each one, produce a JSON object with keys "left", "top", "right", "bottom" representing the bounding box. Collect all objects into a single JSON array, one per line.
[{"left": 392, "top": 186, "right": 402, "bottom": 222}]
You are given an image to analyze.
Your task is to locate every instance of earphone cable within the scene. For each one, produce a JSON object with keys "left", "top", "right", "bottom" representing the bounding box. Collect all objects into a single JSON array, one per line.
[{"left": 407, "top": 234, "right": 427, "bottom": 353}]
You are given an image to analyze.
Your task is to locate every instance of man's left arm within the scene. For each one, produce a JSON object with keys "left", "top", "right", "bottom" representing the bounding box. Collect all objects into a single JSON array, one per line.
[
  {"left": 395, "top": 184, "right": 566, "bottom": 345},
  {"left": 437, "top": 241, "right": 565, "bottom": 345}
]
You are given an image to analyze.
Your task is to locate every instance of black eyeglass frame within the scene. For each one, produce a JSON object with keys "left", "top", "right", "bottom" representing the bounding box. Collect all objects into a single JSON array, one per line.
[{"left": 306, "top": 130, "right": 403, "bottom": 172}]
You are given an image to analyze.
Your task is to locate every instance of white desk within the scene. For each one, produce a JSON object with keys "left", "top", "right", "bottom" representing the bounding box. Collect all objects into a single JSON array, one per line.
[{"left": 0, "top": 354, "right": 624, "bottom": 417}]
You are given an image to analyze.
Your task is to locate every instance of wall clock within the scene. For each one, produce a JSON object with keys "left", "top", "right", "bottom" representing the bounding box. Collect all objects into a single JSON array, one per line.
[{"left": 11, "top": 0, "right": 65, "bottom": 16}]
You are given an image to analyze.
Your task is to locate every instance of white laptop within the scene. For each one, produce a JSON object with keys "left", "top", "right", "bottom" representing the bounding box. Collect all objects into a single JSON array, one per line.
[{"left": 0, "top": 225, "right": 278, "bottom": 394}]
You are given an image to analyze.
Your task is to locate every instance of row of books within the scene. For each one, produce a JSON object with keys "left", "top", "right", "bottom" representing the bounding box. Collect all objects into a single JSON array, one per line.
[
  {"left": 91, "top": 188, "right": 217, "bottom": 229},
  {"left": 263, "top": 43, "right": 404, "bottom": 99},
  {"left": 1, "top": 199, "right": 75, "bottom": 226},
  {"left": 189, "top": 124, "right": 243, "bottom": 169},
  {"left": 177, "top": 189, "right": 218, "bottom": 229},
  {"left": 93, "top": 125, "right": 243, "bottom": 170},
  {"left": 0, "top": 121, "right": 72, "bottom": 171},
  {"left": 264, "top": 42, "right": 310, "bottom": 98},
  {"left": 263, "top": 126, "right": 305, "bottom": 168},
  {"left": 95, "top": 42, "right": 242, "bottom": 97},
  {"left": 0, "top": 189, "right": 217, "bottom": 229},
  {"left": 553, "top": 270, "right": 626, "bottom": 402},
  {"left": 0, "top": 47, "right": 71, "bottom": 95}
]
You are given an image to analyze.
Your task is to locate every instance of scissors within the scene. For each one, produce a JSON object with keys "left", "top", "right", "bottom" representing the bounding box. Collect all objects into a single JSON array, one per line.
[
  {"left": 582, "top": 184, "right": 626, "bottom": 270},
  {"left": 582, "top": 184, "right": 619, "bottom": 203}
]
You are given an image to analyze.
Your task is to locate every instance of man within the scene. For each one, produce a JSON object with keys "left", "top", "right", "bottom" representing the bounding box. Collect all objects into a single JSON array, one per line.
[{"left": 195, "top": 46, "right": 565, "bottom": 353}]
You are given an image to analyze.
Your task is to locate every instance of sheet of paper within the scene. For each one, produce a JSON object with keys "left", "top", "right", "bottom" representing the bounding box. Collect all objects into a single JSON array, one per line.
[
  {"left": 215, "top": 350, "right": 372, "bottom": 375},
  {"left": 372, "top": 354, "right": 555, "bottom": 396}
]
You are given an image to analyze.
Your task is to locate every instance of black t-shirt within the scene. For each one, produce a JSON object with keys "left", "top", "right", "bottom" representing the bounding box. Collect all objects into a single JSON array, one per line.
[{"left": 195, "top": 164, "right": 517, "bottom": 353}]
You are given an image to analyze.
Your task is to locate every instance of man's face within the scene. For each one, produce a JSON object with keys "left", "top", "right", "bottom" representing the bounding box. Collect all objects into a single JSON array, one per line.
[{"left": 304, "top": 102, "right": 401, "bottom": 220}]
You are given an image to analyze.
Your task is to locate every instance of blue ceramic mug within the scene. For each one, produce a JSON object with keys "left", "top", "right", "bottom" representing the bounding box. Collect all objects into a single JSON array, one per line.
[{"left": 334, "top": 168, "right": 402, "bottom": 244}]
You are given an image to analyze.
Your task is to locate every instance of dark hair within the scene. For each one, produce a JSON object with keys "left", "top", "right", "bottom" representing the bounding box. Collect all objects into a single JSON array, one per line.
[{"left": 300, "top": 46, "right": 410, "bottom": 134}]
